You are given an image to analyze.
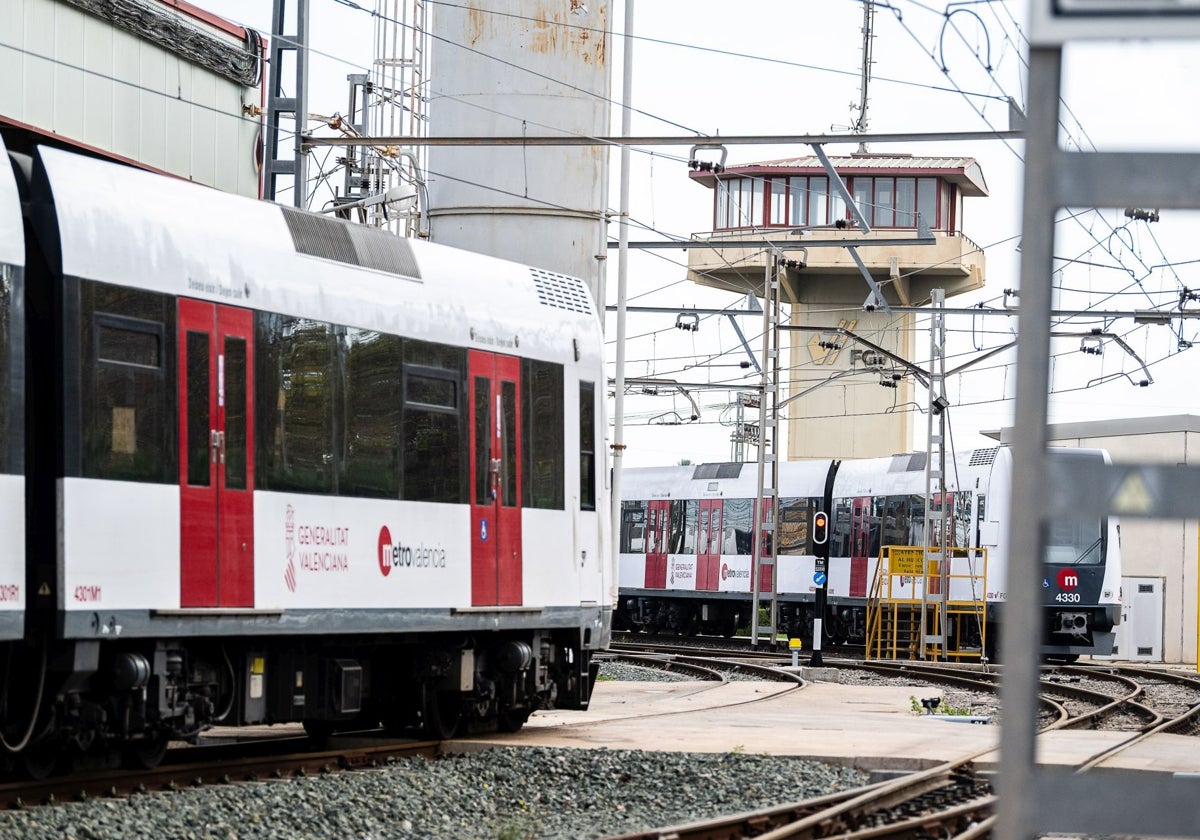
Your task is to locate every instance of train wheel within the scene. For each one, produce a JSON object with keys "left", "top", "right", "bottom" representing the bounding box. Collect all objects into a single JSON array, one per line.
[
  {"left": 423, "top": 690, "right": 464, "bottom": 740},
  {"left": 19, "top": 744, "right": 60, "bottom": 780},
  {"left": 497, "top": 708, "right": 532, "bottom": 733},
  {"left": 303, "top": 720, "right": 337, "bottom": 743},
  {"left": 122, "top": 734, "right": 169, "bottom": 770}
]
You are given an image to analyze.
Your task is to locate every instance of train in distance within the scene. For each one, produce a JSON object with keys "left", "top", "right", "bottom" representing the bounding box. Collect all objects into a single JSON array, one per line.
[{"left": 616, "top": 445, "right": 1121, "bottom": 662}]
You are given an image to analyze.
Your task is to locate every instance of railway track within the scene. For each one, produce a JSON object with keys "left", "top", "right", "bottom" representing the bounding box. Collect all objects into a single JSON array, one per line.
[
  {"left": 0, "top": 735, "right": 441, "bottom": 811},
  {"left": 606, "top": 647, "right": 1200, "bottom": 838}
]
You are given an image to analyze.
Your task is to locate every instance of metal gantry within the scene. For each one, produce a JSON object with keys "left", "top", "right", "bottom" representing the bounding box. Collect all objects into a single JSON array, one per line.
[
  {"left": 750, "top": 256, "right": 783, "bottom": 648},
  {"left": 920, "top": 289, "right": 950, "bottom": 658}
]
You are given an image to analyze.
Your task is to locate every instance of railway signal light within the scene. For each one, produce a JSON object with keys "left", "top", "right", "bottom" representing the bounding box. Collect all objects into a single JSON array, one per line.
[{"left": 813, "top": 511, "right": 829, "bottom": 545}]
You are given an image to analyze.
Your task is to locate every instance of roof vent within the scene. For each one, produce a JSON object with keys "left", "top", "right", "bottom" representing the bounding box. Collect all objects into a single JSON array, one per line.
[
  {"left": 968, "top": 447, "right": 999, "bottom": 466},
  {"left": 281, "top": 208, "right": 420, "bottom": 279},
  {"left": 530, "top": 268, "right": 593, "bottom": 315}
]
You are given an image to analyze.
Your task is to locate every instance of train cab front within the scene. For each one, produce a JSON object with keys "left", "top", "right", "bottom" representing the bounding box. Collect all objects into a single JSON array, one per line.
[{"left": 1041, "top": 555, "right": 1120, "bottom": 660}]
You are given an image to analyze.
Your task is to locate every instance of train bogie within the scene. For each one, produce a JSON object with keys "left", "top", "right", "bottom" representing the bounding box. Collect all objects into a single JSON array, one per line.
[{"left": 0, "top": 141, "right": 613, "bottom": 772}]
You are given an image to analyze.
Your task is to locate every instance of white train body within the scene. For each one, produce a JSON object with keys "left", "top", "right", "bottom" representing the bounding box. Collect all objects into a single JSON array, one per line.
[
  {"left": 618, "top": 446, "right": 1122, "bottom": 658},
  {"left": 0, "top": 140, "right": 613, "bottom": 772}
]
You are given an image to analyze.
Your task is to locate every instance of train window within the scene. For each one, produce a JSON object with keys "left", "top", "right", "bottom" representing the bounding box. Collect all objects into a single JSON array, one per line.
[
  {"left": 522, "top": 359, "right": 564, "bottom": 510},
  {"left": 98, "top": 321, "right": 160, "bottom": 368},
  {"left": 723, "top": 498, "right": 753, "bottom": 555},
  {"left": 668, "top": 500, "right": 685, "bottom": 554},
  {"left": 339, "top": 329, "right": 401, "bottom": 498},
  {"left": 501, "top": 380, "right": 517, "bottom": 507},
  {"left": 882, "top": 496, "right": 920, "bottom": 547},
  {"left": 579, "top": 381, "right": 595, "bottom": 511},
  {"left": 406, "top": 368, "right": 457, "bottom": 410},
  {"left": 223, "top": 337, "right": 248, "bottom": 490},
  {"left": 185, "top": 331, "right": 210, "bottom": 487},
  {"left": 870, "top": 497, "right": 886, "bottom": 556},
  {"left": 1046, "top": 518, "right": 1103, "bottom": 565},
  {"left": 255, "top": 314, "right": 335, "bottom": 494},
  {"left": 79, "top": 281, "right": 174, "bottom": 483},
  {"left": 681, "top": 499, "right": 699, "bottom": 554},
  {"left": 620, "top": 500, "right": 647, "bottom": 553},
  {"left": 401, "top": 342, "right": 465, "bottom": 505},
  {"left": 953, "top": 491, "right": 972, "bottom": 547},
  {"left": 473, "top": 375, "right": 491, "bottom": 505},
  {"left": 830, "top": 500, "right": 852, "bottom": 557}
]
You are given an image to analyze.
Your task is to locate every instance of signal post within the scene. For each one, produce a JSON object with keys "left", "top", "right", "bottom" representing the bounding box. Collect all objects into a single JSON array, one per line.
[{"left": 809, "top": 510, "right": 830, "bottom": 666}]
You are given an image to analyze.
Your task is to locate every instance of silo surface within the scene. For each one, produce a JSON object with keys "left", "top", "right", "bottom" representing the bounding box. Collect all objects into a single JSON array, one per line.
[{"left": 427, "top": 1, "right": 610, "bottom": 291}]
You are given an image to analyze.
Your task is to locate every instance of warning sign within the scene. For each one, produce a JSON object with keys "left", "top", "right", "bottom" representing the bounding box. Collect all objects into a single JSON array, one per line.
[{"left": 890, "top": 547, "right": 927, "bottom": 576}]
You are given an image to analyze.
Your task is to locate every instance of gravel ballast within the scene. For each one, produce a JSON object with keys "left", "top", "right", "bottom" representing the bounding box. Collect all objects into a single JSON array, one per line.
[{"left": 0, "top": 747, "right": 871, "bottom": 839}]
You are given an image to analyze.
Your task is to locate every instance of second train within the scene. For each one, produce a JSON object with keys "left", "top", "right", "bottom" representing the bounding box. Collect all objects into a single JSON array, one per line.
[{"left": 616, "top": 445, "right": 1122, "bottom": 660}]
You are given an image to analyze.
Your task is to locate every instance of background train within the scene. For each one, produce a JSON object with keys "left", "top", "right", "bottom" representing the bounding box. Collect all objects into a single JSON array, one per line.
[
  {"left": 0, "top": 137, "right": 612, "bottom": 776},
  {"left": 616, "top": 445, "right": 1122, "bottom": 661}
]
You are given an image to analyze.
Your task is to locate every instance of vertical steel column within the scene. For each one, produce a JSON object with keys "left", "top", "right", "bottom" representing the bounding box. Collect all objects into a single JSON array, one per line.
[
  {"left": 750, "top": 256, "right": 780, "bottom": 647},
  {"left": 610, "top": 0, "right": 635, "bottom": 581},
  {"left": 995, "top": 45, "right": 1060, "bottom": 840},
  {"left": 266, "top": 0, "right": 310, "bottom": 206},
  {"left": 921, "top": 288, "right": 948, "bottom": 659}
]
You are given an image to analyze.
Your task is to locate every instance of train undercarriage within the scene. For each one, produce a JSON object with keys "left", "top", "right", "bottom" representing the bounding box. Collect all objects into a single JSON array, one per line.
[
  {"left": 0, "top": 630, "right": 598, "bottom": 778},
  {"left": 615, "top": 595, "right": 991, "bottom": 655}
]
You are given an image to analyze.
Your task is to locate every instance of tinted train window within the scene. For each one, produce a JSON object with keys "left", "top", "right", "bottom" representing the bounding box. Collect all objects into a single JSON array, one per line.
[
  {"left": 255, "top": 314, "right": 336, "bottom": 494},
  {"left": 620, "top": 500, "right": 646, "bottom": 553},
  {"left": 722, "top": 498, "right": 753, "bottom": 554},
  {"left": 79, "top": 281, "right": 174, "bottom": 482},
  {"left": 340, "top": 329, "right": 401, "bottom": 498},
  {"left": 579, "top": 381, "right": 595, "bottom": 511},
  {"left": 668, "top": 499, "right": 695, "bottom": 554},
  {"left": 522, "top": 359, "right": 564, "bottom": 510},
  {"left": 402, "top": 340, "right": 465, "bottom": 503},
  {"left": 778, "top": 497, "right": 812, "bottom": 554}
]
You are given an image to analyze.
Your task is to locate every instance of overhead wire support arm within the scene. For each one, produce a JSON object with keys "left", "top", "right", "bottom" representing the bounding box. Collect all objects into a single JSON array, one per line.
[{"left": 300, "top": 129, "right": 1025, "bottom": 148}]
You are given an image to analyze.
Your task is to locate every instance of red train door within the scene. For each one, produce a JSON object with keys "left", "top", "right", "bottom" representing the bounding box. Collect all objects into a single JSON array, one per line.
[
  {"left": 469, "top": 350, "right": 523, "bottom": 606},
  {"left": 645, "top": 499, "right": 669, "bottom": 589},
  {"left": 849, "top": 496, "right": 871, "bottom": 597},
  {"left": 696, "top": 498, "right": 721, "bottom": 591},
  {"left": 179, "top": 299, "right": 255, "bottom": 607}
]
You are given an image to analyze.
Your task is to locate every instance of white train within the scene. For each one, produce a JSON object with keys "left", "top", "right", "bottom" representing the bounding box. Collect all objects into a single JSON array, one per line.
[
  {"left": 617, "top": 445, "right": 1122, "bottom": 660},
  {"left": 0, "top": 137, "right": 611, "bottom": 776}
]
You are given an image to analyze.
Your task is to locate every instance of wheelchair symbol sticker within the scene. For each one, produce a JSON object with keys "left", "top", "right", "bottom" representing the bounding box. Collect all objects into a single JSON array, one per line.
[{"left": 480, "top": 519, "right": 489, "bottom": 541}]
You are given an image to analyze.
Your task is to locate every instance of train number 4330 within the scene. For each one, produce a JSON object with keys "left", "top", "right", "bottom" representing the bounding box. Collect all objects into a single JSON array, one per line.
[{"left": 1055, "top": 592, "right": 1081, "bottom": 603}]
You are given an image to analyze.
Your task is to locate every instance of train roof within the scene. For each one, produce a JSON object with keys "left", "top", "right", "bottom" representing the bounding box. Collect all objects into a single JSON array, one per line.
[
  {"left": 620, "top": 447, "right": 1013, "bottom": 500},
  {"left": 30, "top": 145, "right": 601, "bottom": 368},
  {"left": 0, "top": 137, "right": 23, "bottom": 268}
]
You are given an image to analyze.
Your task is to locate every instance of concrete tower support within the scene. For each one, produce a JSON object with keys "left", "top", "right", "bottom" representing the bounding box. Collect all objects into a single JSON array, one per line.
[{"left": 426, "top": 1, "right": 610, "bottom": 293}]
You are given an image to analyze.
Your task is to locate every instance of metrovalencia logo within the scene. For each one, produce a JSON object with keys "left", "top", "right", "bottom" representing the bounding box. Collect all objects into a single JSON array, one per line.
[{"left": 377, "top": 526, "right": 448, "bottom": 576}]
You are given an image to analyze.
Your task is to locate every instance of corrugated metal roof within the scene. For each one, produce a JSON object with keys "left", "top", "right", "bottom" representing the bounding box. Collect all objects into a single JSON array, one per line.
[{"left": 690, "top": 154, "right": 989, "bottom": 196}]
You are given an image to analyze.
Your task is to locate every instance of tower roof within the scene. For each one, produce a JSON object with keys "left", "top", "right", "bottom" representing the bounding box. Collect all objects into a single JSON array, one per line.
[{"left": 689, "top": 154, "right": 988, "bottom": 197}]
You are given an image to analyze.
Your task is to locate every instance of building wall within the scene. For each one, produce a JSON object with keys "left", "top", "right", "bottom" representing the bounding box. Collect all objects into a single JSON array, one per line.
[
  {"left": 785, "top": 309, "right": 915, "bottom": 460},
  {"left": 0, "top": 0, "right": 261, "bottom": 197}
]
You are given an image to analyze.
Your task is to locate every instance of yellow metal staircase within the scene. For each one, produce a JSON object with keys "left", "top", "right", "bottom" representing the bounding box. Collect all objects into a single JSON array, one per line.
[{"left": 866, "top": 545, "right": 989, "bottom": 661}]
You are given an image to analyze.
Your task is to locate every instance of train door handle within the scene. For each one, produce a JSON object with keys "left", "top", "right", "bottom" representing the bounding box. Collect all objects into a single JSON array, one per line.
[
  {"left": 490, "top": 458, "right": 501, "bottom": 500},
  {"left": 211, "top": 430, "right": 226, "bottom": 465}
]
